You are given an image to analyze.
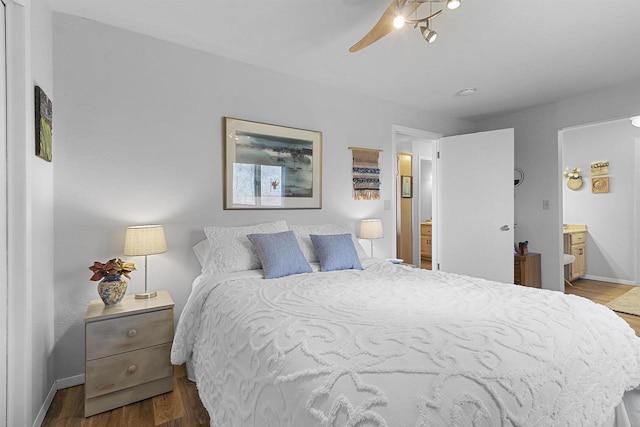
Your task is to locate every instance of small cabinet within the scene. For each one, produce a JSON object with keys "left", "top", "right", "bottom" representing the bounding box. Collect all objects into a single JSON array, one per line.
[
  {"left": 564, "top": 230, "right": 587, "bottom": 280},
  {"left": 84, "top": 291, "right": 174, "bottom": 417},
  {"left": 420, "top": 221, "right": 432, "bottom": 270},
  {"left": 514, "top": 252, "right": 541, "bottom": 288}
]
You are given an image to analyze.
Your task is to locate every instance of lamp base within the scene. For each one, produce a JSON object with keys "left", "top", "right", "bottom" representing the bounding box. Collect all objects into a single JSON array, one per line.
[{"left": 135, "top": 291, "right": 157, "bottom": 299}]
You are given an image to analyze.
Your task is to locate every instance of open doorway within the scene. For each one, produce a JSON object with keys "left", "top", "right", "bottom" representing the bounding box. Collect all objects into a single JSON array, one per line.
[
  {"left": 392, "top": 125, "right": 441, "bottom": 268},
  {"left": 560, "top": 117, "right": 640, "bottom": 287}
]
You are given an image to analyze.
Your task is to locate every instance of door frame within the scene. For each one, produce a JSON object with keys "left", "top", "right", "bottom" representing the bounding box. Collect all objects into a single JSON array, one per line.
[
  {"left": 0, "top": 1, "right": 7, "bottom": 424},
  {"left": 558, "top": 117, "right": 640, "bottom": 287},
  {"left": 5, "top": 1, "right": 32, "bottom": 425},
  {"left": 391, "top": 125, "right": 442, "bottom": 266},
  {"left": 417, "top": 154, "right": 434, "bottom": 268}
]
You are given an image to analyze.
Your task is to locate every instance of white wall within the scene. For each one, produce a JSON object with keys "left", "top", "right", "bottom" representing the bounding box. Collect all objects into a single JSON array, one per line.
[
  {"left": 52, "top": 13, "right": 474, "bottom": 380},
  {"left": 562, "top": 120, "right": 640, "bottom": 284},
  {"left": 477, "top": 81, "right": 640, "bottom": 291}
]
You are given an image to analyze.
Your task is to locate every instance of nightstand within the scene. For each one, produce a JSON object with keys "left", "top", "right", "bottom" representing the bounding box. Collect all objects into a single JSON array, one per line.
[
  {"left": 84, "top": 290, "right": 174, "bottom": 417},
  {"left": 514, "top": 252, "right": 541, "bottom": 288}
]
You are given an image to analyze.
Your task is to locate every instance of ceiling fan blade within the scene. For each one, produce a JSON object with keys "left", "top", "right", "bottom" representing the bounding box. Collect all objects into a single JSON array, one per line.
[{"left": 349, "top": 0, "right": 421, "bottom": 53}]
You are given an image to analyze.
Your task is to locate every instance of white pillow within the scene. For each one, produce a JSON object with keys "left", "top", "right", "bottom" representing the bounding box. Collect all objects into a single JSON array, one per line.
[
  {"left": 202, "top": 220, "right": 288, "bottom": 275},
  {"left": 192, "top": 239, "right": 210, "bottom": 270},
  {"left": 289, "top": 223, "right": 369, "bottom": 263}
]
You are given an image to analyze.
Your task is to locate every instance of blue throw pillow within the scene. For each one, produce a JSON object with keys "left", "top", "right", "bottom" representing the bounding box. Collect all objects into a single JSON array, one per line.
[
  {"left": 309, "top": 233, "right": 363, "bottom": 272},
  {"left": 247, "top": 231, "right": 312, "bottom": 279}
]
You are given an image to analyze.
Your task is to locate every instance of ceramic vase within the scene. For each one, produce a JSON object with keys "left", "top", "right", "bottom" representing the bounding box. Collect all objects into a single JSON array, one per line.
[{"left": 97, "top": 275, "right": 128, "bottom": 307}]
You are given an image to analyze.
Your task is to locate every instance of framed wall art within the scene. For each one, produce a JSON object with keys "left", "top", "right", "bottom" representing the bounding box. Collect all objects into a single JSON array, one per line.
[
  {"left": 35, "top": 86, "right": 52, "bottom": 162},
  {"left": 592, "top": 177, "right": 609, "bottom": 193},
  {"left": 401, "top": 175, "right": 413, "bottom": 198},
  {"left": 224, "top": 117, "right": 322, "bottom": 209},
  {"left": 590, "top": 160, "right": 609, "bottom": 176}
]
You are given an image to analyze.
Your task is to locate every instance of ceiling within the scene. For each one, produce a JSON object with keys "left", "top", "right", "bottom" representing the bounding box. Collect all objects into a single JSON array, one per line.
[{"left": 49, "top": 0, "right": 640, "bottom": 122}]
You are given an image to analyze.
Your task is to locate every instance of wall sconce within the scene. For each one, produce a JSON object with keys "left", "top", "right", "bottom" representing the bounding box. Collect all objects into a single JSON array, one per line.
[{"left": 563, "top": 167, "right": 583, "bottom": 191}]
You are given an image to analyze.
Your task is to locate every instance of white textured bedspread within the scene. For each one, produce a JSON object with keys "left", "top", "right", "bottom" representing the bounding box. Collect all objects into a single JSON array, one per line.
[{"left": 171, "top": 259, "right": 640, "bottom": 426}]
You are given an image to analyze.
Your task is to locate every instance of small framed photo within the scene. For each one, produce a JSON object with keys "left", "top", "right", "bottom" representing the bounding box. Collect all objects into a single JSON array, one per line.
[
  {"left": 224, "top": 117, "right": 322, "bottom": 209},
  {"left": 35, "top": 86, "right": 52, "bottom": 162},
  {"left": 592, "top": 177, "right": 609, "bottom": 193},
  {"left": 401, "top": 175, "right": 413, "bottom": 198}
]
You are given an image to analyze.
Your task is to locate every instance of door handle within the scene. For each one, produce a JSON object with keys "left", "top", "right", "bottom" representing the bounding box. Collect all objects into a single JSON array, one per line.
[{"left": 500, "top": 225, "right": 511, "bottom": 231}]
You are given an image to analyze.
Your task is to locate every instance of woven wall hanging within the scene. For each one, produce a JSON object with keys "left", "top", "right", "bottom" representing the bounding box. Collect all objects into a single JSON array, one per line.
[{"left": 349, "top": 147, "right": 382, "bottom": 200}]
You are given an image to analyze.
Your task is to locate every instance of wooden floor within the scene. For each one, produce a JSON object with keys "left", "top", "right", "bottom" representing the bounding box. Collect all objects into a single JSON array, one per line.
[
  {"left": 565, "top": 278, "right": 640, "bottom": 335},
  {"left": 41, "top": 364, "right": 209, "bottom": 426},
  {"left": 41, "top": 279, "right": 640, "bottom": 426}
]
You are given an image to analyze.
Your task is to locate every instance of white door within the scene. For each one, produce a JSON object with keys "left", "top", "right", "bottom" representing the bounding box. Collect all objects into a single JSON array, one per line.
[{"left": 436, "top": 128, "right": 514, "bottom": 283}]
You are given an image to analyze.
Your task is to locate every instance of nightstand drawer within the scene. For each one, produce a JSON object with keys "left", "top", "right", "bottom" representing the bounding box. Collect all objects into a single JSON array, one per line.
[
  {"left": 570, "top": 232, "right": 586, "bottom": 245},
  {"left": 86, "top": 308, "right": 173, "bottom": 360},
  {"left": 85, "top": 343, "right": 172, "bottom": 399}
]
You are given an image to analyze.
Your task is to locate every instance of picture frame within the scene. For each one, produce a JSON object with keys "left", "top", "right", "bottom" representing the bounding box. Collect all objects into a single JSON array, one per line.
[
  {"left": 592, "top": 176, "right": 609, "bottom": 193},
  {"left": 224, "top": 117, "right": 322, "bottom": 209},
  {"left": 35, "top": 86, "right": 52, "bottom": 162},
  {"left": 401, "top": 175, "right": 413, "bottom": 198},
  {"left": 590, "top": 160, "right": 609, "bottom": 176}
]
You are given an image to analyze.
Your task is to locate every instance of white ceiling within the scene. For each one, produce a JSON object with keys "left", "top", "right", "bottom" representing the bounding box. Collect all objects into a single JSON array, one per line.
[{"left": 49, "top": 0, "right": 640, "bottom": 122}]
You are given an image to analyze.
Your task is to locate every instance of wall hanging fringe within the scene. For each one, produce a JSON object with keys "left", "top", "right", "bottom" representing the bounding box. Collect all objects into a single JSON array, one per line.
[{"left": 349, "top": 147, "right": 382, "bottom": 200}]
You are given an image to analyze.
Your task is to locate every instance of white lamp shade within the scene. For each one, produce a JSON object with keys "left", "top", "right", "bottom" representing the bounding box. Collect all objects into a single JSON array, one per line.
[
  {"left": 124, "top": 225, "right": 167, "bottom": 256},
  {"left": 631, "top": 116, "right": 640, "bottom": 128},
  {"left": 359, "top": 219, "right": 383, "bottom": 239}
]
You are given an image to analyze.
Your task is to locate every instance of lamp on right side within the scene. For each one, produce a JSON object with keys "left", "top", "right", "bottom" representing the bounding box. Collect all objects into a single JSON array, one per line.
[{"left": 359, "top": 219, "right": 383, "bottom": 257}]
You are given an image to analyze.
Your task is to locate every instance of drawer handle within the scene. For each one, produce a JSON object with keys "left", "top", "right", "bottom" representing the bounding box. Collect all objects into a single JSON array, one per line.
[
  {"left": 127, "top": 329, "right": 138, "bottom": 338},
  {"left": 127, "top": 365, "right": 137, "bottom": 374}
]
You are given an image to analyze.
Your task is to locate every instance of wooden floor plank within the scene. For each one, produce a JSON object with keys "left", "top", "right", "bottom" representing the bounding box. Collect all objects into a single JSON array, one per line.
[
  {"left": 177, "top": 375, "right": 210, "bottom": 426},
  {"left": 42, "top": 365, "right": 207, "bottom": 427},
  {"left": 565, "top": 278, "right": 640, "bottom": 335},
  {"left": 153, "top": 389, "right": 184, "bottom": 425}
]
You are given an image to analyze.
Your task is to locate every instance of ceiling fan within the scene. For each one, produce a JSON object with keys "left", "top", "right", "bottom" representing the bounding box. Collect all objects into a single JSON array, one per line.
[{"left": 350, "top": 0, "right": 461, "bottom": 53}]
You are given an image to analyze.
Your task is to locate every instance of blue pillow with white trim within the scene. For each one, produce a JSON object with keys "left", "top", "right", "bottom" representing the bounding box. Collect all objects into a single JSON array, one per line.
[
  {"left": 310, "top": 233, "right": 363, "bottom": 272},
  {"left": 247, "top": 231, "right": 312, "bottom": 279}
]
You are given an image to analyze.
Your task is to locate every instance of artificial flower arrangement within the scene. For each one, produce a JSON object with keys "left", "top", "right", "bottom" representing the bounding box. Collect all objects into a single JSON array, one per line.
[
  {"left": 88, "top": 258, "right": 136, "bottom": 281},
  {"left": 563, "top": 167, "right": 582, "bottom": 179}
]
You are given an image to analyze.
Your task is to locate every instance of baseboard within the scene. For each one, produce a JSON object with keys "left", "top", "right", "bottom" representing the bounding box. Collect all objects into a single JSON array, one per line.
[
  {"left": 32, "top": 374, "right": 85, "bottom": 427},
  {"left": 57, "top": 373, "right": 85, "bottom": 389},
  {"left": 32, "top": 382, "right": 57, "bottom": 427},
  {"left": 583, "top": 274, "right": 637, "bottom": 286}
]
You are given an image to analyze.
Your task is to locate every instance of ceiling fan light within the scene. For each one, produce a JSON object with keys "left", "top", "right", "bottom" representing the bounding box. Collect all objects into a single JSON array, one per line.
[
  {"left": 447, "top": 0, "right": 461, "bottom": 10},
  {"left": 631, "top": 116, "right": 640, "bottom": 127},
  {"left": 421, "top": 26, "right": 438, "bottom": 43},
  {"left": 393, "top": 15, "right": 406, "bottom": 29}
]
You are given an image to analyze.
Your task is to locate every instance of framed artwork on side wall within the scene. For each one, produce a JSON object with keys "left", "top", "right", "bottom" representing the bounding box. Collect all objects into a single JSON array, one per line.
[
  {"left": 401, "top": 175, "right": 413, "bottom": 198},
  {"left": 224, "top": 117, "right": 322, "bottom": 209},
  {"left": 35, "top": 86, "right": 52, "bottom": 162}
]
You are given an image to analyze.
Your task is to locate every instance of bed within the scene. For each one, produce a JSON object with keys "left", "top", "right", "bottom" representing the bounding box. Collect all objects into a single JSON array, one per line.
[{"left": 171, "top": 221, "right": 640, "bottom": 426}]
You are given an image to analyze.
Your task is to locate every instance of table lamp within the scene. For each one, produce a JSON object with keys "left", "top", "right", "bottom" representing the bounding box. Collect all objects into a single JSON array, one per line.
[
  {"left": 124, "top": 224, "right": 167, "bottom": 299},
  {"left": 359, "top": 219, "right": 383, "bottom": 257}
]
